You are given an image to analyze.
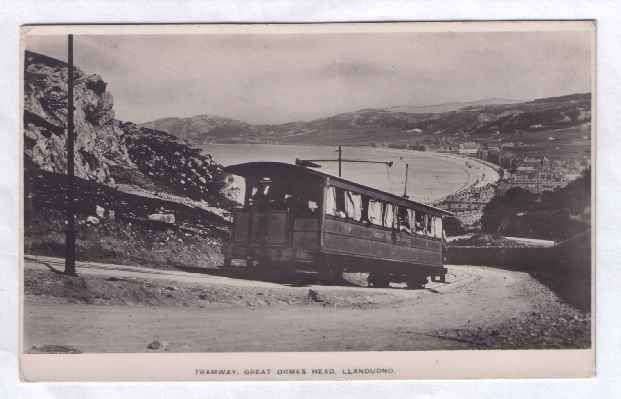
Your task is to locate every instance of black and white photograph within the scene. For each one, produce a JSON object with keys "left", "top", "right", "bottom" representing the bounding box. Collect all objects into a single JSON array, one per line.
[{"left": 20, "top": 22, "right": 594, "bottom": 380}]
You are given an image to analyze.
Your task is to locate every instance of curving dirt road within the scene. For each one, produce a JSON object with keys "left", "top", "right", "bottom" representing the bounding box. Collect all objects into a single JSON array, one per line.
[{"left": 23, "top": 256, "right": 589, "bottom": 352}]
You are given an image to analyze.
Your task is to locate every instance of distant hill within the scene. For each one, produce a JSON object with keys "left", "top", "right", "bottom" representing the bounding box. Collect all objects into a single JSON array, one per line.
[
  {"left": 140, "top": 93, "right": 591, "bottom": 147},
  {"left": 384, "top": 98, "right": 525, "bottom": 114},
  {"left": 140, "top": 115, "right": 260, "bottom": 146}
]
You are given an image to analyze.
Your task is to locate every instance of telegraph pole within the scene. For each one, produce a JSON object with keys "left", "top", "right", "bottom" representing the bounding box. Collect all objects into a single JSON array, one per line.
[
  {"left": 403, "top": 163, "right": 409, "bottom": 198},
  {"left": 337, "top": 145, "right": 342, "bottom": 177},
  {"left": 65, "top": 34, "right": 77, "bottom": 276}
]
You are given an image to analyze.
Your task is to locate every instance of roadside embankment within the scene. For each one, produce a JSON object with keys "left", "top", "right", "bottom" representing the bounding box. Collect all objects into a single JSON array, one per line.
[{"left": 447, "top": 230, "right": 591, "bottom": 311}]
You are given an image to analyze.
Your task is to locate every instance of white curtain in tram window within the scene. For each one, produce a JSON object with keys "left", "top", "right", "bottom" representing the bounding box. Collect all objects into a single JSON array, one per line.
[
  {"left": 345, "top": 191, "right": 362, "bottom": 221},
  {"left": 325, "top": 186, "right": 336, "bottom": 216},
  {"left": 368, "top": 199, "right": 382, "bottom": 225},
  {"left": 406, "top": 209, "right": 415, "bottom": 233},
  {"left": 383, "top": 203, "right": 395, "bottom": 228},
  {"left": 434, "top": 217, "right": 443, "bottom": 239}
]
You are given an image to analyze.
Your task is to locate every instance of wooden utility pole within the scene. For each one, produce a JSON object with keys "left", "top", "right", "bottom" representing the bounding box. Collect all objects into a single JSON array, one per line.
[
  {"left": 403, "top": 163, "right": 409, "bottom": 198},
  {"left": 65, "top": 34, "right": 77, "bottom": 275},
  {"left": 337, "top": 145, "right": 342, "bottom": 177}
]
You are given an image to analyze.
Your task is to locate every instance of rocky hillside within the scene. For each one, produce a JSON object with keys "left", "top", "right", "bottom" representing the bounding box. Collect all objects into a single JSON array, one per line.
[
  {"left": 141, "top": 93, "right": 591, "bottom": 147},
  {"left": 23, "top": 50, "right": 233, "bottom": 269},
  {"left": 24, "top": 51, "right": 130, "bottom": 184},
  {"left": 24, "top": 50, "right": 225, "bottom": 202}
]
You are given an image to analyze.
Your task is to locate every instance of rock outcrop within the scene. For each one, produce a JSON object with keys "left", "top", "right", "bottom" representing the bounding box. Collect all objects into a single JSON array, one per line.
[
  {"left": 24, "top": 51, "right": 131, "bottom": 184},
  {"left": 23, "top": 50, "right": 225, "bottom": 201}
]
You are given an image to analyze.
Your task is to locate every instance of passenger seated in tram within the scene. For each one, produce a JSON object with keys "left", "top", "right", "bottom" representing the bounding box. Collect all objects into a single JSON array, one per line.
[
  {"left": 414, "top": 212, "right": 426, "bottom": 234},
  {"left": 360, "top": 196, "right": 371, "bottom": 225},
  {"left": 334, "top": 188, "right": 347, "bottom": 219},
  {"left": 367, "top": 199, "right": 383, "bottom": 226},
  {"left": 397, "top": 206, "right": 412, "bottom": 233},
  {"left": 326, "top": 187, "right": 347, "bottom": 219}
]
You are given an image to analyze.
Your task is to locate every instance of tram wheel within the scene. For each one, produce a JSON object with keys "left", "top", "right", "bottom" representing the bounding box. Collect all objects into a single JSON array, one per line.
[
  {"left": 319, "top": 267, "right": 342, "bottom": 285},
  {"left": 406, "top": 275, "right": 428, "bottom": 289},
  {"left": 368, "top": 273, "right": 390, "bottom": 288},
  {"left": 319, "top": 256, "right": 344, "bottom": 285}
]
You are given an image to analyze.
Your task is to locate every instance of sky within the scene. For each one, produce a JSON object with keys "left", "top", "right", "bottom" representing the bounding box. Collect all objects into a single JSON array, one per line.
[{"left": 25, "top": 30, "right": 592, "bottom": 125}]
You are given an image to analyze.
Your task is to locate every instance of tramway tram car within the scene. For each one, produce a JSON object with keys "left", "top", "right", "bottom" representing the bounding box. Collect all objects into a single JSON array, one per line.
[{"left": 222, "top": 162, "right": 451, "bottom": 288}]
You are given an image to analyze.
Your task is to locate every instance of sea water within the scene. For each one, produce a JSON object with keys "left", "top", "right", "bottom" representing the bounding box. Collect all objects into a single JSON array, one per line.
[{"left": 206, "top": 144, "right": 496, "bottom": 203}]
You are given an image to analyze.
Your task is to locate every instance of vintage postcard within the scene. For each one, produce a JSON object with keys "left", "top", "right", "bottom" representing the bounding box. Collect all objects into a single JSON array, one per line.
[{"left": 19, "top": 21, "right": 595, "bottom": 381}]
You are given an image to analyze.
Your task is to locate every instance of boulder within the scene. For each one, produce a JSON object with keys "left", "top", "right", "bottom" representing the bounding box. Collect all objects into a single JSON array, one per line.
[
  {"left": 147, "top": 340, "right": 161, "bottom": 350},
  {"left": 148, "top": 213, "right": 175, "bottom": 224}
]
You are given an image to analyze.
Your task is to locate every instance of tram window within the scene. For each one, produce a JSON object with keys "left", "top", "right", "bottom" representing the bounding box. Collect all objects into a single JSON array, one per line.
[
  {"left": 397, "top": 206, "right": 411, "bottom": 233},
  {"left": 361, "top": 195, "right": 370, "bottom": 223},
  {"left": 345, "top": 191, "right": 362, "bottom": 221},
  {"left": 368, "top": 199, "right": 383, "bottom": 225},
  {"left": 414, "top": 211, "right": 426, "bottom": 234},
  {"left": 325, "top": 186, "right": 347, "bottom": 218},
  {"left": 334, "top": 188, "right": 347, "bottom": 218},
  {"left": 383, "top": 203, "right": 395, "bottom": 228},
  {"left": 426, "top": 215, "right": 433, "bottom": 236},
  {"left": 286, "top": 195, "right": 316, "bottom": 217}
]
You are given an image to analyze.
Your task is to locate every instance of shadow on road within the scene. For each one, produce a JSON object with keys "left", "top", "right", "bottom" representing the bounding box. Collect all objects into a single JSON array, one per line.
[
  {"left": 172, "top": 264, "right": 441, "bottom": 292},
  {"left": 173, "top": 264, "right": 364, "bottom": 288},
  {"left": 24, "top": 255, "right": 66, "bottom": 275}
]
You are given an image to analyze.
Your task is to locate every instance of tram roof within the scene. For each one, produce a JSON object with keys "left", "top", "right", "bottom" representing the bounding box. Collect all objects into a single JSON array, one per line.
[{"left": 223, "top": 161, "right": 453, "bottom": 217}]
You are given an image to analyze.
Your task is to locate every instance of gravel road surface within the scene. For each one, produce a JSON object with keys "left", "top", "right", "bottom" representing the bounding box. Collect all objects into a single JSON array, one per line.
[{"left": 23, "top": 256, "right": 590, "bottom": 352}]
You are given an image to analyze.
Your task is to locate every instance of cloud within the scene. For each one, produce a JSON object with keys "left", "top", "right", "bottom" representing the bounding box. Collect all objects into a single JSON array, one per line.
[
  {"left": 317, "top": 60, "right": 398, "bottom": 79},
  {"left": 23, "top": 29, "right": 592, "bottom": 125}
]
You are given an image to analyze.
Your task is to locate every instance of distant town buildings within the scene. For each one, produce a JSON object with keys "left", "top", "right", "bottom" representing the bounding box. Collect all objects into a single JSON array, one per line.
[
  {"left": 458, "top": 142, "right": 480, "bottom": 155},
  {"left": 433, "top": 133, "right": 590, "bottom": 226},
  {"left": 383, "top": 120, "right": 590, "bottom": 226},
  {"left": 436, "top": 182, "right": 497, "bottom": 227}
]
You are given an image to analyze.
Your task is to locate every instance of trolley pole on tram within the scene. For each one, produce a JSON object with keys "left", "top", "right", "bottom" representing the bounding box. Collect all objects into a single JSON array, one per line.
[
  {"left": 295, "top": 146, "right": 393, "bottom": 176},
  {"left": 65, "top": 34, "right": 77, "bottom": 276}
]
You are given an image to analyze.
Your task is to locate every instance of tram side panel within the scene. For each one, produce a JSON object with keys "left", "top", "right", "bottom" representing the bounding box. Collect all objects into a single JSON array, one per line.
[{"left": 320, "top": 217, "right": 444, "bottom": 273}]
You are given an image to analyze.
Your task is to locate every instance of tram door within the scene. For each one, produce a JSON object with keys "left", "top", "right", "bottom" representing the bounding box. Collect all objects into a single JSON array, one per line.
[
  {"left": 247, "top": 178, "right": 289, "bottom": 254},
  {"left": 245, "top": 177, "right": 320, "bottom": 263}
]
